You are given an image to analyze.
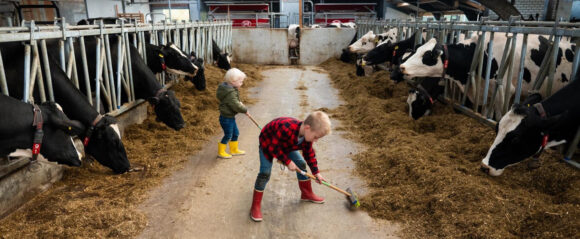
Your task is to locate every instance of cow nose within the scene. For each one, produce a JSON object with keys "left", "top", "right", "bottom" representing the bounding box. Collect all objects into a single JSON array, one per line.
[
  {"left": 399, "top": 66, "right": 406, "bottom": 73},
  {"left": 480, "top": 164, "right": 490, "bottom": 175}
]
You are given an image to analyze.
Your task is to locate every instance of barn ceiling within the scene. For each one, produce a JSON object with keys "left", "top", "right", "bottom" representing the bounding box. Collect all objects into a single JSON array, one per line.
[{"left": 390, "top": 0, "right": 521, "bottom": 21}]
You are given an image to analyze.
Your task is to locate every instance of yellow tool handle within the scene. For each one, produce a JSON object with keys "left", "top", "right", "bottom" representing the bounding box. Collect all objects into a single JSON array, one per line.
[{"left": 299, "top": 170, "right": 352, "bottom": 197}]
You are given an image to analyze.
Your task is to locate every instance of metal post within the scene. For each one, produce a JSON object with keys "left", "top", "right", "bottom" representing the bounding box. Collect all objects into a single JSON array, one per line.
[
  {"left": 482, "top": 32, "right": 494, "bottom": 116},
  {"left": 94, "top": 37, "right": 102, "bottom": 111},
  {"left": 23, "top": 45, "right": 31, "bottom": 103},
  {"left": 78, "top": 37, "right": 92, "bottom": 104},
  {"left": 514, "top": 34, "right": 528, "bottom": 104},
  {"left": 545, "top": 36, "right": 561, "bottom": 96},
  {"left": 59, "top": 40, "right": 65, "bottom": 71},
  {"left": 0, "top": 50, "right": 8, "bottom": 96},
  {"left": 104, "top": 35, "right": 116, "bottom": 110},
  {"left": 116, "top": 35, "right": 122, "bottom": 108}
]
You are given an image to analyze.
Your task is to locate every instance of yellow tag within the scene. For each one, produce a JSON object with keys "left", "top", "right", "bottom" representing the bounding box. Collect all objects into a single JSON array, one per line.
[
  {"left": 527, "top": 104, "right": 530, "bottom": 107},
  {"left": 361, "top": 61, "right": 366, "bottom": 66},
  {"left": 68, "top": 126, "right": 72, "bottom": 131},
  {"left": 158, "top": 53, "right": 164, "bottom": 58},
  {"left": 394, "top": 46, "right": 399, "bottom": 50},
  {"left": 374, "top": 39, "right": 378, "bottom": 43}
]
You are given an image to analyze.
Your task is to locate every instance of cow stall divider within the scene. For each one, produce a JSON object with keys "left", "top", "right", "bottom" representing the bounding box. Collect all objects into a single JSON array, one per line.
[
  {"left": 0, "top": 19, "right": 232, "bottom": 176},
  {"left": 356, "top": 18, "right": 580, "bottom": 168}
]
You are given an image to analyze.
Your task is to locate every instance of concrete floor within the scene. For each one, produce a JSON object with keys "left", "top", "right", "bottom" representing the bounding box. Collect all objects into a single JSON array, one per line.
[{"left": 138, "top": 66, "right": 400, "bottom": 239}]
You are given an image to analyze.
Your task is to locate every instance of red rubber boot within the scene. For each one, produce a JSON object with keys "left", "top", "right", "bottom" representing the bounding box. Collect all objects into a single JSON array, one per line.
[
  {"left": 298, "top": 180, "right": 325, "bottom": 203},
  {"left": 250, "top": 190, "right": 263, "bottom": 222}
]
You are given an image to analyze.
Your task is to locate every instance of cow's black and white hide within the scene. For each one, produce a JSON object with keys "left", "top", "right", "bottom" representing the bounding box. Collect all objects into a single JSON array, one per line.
[
  {"left": 184, "top": 51, "right": 206, "bottom": 91},
  {"left": 340, "top": 34, "right": 358, "bottom": 63},
  {"left": 399, "top": 34, "right": 575, "bottom": 120},
  {"left": 43, "top": 37, "right": 186, "bottom": 131},
  {"left": 1, "top": 41, "right": 131, "bottom": 174},
  {"left": 480, "top": 72, "right": 580, "bottom": 176},
  {"left": 0, "top": 95, "right": 85, "bottom": 166},
  {"left": 145, "top": 43, "right": 198, "bottom": 77},
  {"left": 212, "top": 39, "right": 231, "bottom": 70}
]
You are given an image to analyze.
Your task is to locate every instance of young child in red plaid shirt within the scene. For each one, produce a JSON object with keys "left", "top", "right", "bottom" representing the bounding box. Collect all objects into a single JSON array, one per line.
[{"left": 250, "top": 111, "right": 332, "bottom": 222}]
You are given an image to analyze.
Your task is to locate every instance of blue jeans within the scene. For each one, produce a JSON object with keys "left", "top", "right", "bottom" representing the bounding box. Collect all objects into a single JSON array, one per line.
[
  {"left": 219, "top": 115, "right": 239, "bottom": 144},
  {"left": 254, "top": 149, "right": 309, "bottom": 191}
]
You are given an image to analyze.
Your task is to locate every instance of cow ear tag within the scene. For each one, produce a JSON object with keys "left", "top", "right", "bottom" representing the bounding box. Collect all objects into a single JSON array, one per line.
[
  {"left": 158, "top": 53, "right": 164, "bottom": 58},
  {"left": 394, "top": 46, "right": 399, "bottom": 50},
  {"left": 68, "top": 126, "right": 72, "bottom": 131}
]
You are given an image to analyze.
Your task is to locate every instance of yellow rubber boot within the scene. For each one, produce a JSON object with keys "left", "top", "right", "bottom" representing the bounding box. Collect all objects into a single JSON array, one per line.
[
  {"left": 218, "top": 143, "right": 232, "bottom": 158},
  {"left": 229, "top": 141, "right": 246, "bottom": 155}
]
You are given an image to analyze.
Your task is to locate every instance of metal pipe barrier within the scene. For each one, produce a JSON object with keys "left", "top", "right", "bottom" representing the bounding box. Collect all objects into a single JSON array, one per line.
[{"left": 0, "top": 19, "right": 232, "bottom": 114}]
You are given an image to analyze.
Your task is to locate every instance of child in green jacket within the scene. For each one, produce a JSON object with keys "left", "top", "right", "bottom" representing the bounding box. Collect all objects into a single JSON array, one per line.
[{"left": 216, "top": 68, "right": 250, "bottom": 158}]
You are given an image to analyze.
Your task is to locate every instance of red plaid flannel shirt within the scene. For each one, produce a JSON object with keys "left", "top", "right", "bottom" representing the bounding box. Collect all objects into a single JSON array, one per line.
[{"left": 259, "top": 117, "right": 319, "bottom": 175}]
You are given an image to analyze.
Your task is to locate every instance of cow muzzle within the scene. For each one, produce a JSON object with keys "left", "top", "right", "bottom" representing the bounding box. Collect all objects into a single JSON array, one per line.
[{"left": 480, "top": 163, "right": 503, "bottom": 176}]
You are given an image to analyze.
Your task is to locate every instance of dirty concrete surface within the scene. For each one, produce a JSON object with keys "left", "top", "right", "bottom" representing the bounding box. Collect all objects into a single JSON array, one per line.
[{"left": 138, "top": 66, "right": 399, "bottom": 239}]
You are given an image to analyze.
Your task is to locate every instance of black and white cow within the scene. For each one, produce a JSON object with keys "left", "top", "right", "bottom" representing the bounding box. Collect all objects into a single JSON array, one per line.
[
  {"left": 1, "top": 42, "right": 130, "bottom": 173},
  {"left": 399, "top": 34, "right": 575, "bottom": 120},
  {"left": 340, "top": 34, "right": 358, "bottom": 63},
  {"left": 480, "top": 72, "right": 580, "bottom": 176},
  {"left": 349, "top": 29, "right": 407, "bottom": 76},
  {"left": 184, "top": 51, "right": 206, "bottom": 91},
  {"left": 347, "top": 29, "right": 402, "bottom": 54},
  {"left": 145, "top": 43, "right": 198, "bottom": 77},
  {"left": 47, "top": 37, "right": 186, "bottom": 131},
  {"left": 212, "top": 39, "right": 231, "bottom": 70},
  {"left": 0, "top": 95, "right": 85, "bottom": 166},
  {"left": 361, "top": 32, "right": 425, "bottom": 67}
]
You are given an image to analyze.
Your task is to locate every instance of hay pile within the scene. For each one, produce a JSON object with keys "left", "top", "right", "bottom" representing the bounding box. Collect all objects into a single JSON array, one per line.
[
  {"left": 320, "top": 58, "right": 580, "bottom": 238},
  {"left": 0, "top": 63, "right": 264, "bottom": 238}
]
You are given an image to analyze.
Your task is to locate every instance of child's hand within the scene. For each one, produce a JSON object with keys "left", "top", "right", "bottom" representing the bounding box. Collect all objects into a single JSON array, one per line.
[
  {"left": 314, "top": 173, "right": 325, "bottom": 184},
  {"left": 287, "top": 161, "right": 299, "bottom": 172}
]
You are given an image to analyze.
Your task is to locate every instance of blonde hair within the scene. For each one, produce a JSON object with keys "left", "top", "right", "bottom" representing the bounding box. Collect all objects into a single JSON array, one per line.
[
  {"left": 224, "top": 68, "right": 246, "bottom": 84},
  {"left": 304, "top": 111, "right": 332, "bottom": 135}
]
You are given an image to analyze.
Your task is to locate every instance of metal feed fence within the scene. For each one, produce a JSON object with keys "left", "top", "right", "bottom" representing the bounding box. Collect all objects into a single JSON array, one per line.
[
  {"left": 356, "top": 17, "right": 580, "bottom": 168},
  {"left": 0, "top": 19, "right": 232, "bottom": 115}
]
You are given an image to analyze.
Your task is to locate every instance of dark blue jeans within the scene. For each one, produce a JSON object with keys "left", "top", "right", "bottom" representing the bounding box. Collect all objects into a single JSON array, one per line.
[
  {"left": 254, "top": 149, "right": 309, "bottom": 191},
  {"left": 219, "top": 115, "right": 239, "bottom": 144}
]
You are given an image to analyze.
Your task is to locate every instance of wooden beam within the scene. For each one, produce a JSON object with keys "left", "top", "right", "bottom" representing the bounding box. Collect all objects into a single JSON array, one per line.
[{"left": 460, "top": 0, "right": 486, "bottom": 11}]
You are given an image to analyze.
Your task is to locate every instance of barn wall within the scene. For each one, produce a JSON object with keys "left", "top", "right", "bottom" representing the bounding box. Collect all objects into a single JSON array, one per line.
[
  {"left": 299, "top": 28, "right": 356, "bottom": 65},
  {"left": 232, "top": 28, "right": 356, "bottom": 65},
  {"left": 232, "top": 29, "right": 290, "bottom": 65},
  {"left": 86, "top": 0, "right": 150, "bottom": 19}
]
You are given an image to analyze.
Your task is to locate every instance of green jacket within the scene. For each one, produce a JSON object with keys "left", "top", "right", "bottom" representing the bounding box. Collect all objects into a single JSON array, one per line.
[{"left": 217, "top": 82, "right": 247, "bottom": 118}]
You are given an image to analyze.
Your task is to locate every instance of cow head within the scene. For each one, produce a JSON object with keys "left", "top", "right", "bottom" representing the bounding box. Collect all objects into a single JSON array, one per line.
[
  {"left": 363, "top": 33, "right": 416, "bottom": 66},
  {"left": 212, "top": 40, "right": 232, "bottom": 70},
  {"left": 481, "top": 95, "right": 567, "bottom": 176},
  {"left": 407, "top": 89, "right": 433, "bottom": 120},
  {"left": 39, "top": 102, "right": 85, "bottom": 166},
  {"left": 148, "top": 89, "right": 185, "bottom": 131},
  {"left": 362, "top": 42, "right": 393, "bottom": 66},
  {"left": 406, "top": 79, "right": 444, "bottom": 120},
  {"left": 85, "top": 115, "right": 130, "bottom": 174},
  {"left": 348, "top": 31, "right": 376, "bottom": 54},
  {"left": 389, "top": 51, "right": 415, "bottom": 83},
  {"left": 160, "top": 43, "right": 198, "bottom": 77},
  {"left": 399, "top": 38, "right": 445, "bottom": 80},
  {"left": 185, "top": 52, "right": 206, "bottom": 91}
]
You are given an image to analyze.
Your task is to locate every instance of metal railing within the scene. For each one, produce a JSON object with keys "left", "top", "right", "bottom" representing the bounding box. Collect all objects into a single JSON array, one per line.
[
  {"left": 356, "top": 17, "right": 580, "bottom": 167},
  {"left": 0, "top": 18, "right": 232, "bottom": 114}
]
